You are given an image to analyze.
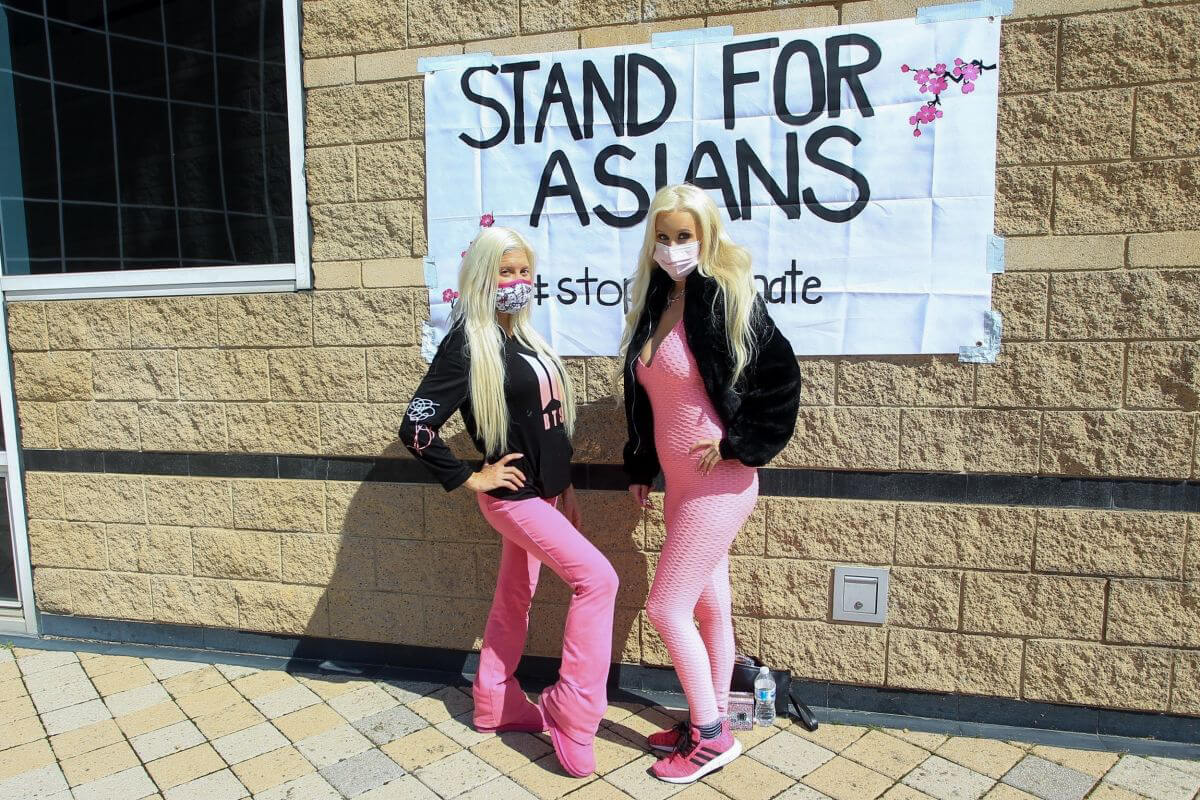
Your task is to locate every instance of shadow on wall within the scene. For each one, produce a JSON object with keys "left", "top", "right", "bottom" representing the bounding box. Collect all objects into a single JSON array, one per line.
[{"left": 302, "top": 394, "right": 650, "bottom": 686}]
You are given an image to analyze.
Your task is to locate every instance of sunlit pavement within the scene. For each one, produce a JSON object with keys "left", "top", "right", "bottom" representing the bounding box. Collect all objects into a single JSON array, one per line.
[{"left": 1, "top": 644, "right": 1198, "bottom": 800}]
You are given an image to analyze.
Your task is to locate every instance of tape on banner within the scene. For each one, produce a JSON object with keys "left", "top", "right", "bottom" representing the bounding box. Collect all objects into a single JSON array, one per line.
[
  {"left": 916, "top": 0, "right": 1013, "bottom": 23},
  {"left": 958, "top": 310, "right": 1003, "bottom": 364},
  {"left": 420, "top": 258, "right": 440, "bottom": 363},
  {"left": 652, "top": 25, "right": 734, "bottom": 48},
  {"left": 420, "top": 322, "right": 439, "bottom": 363},
  {"left": 417, "top": 52, "right": 494, "bottom": 73},
  {"left": 987, "top": 235, "right": 1005, "bottom": 274}
]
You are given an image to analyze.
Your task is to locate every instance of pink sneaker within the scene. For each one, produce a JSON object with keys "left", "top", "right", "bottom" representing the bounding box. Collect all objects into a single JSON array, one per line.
[
  {"left": 650, "top": 721, "right": 742, "bottom": 784},
  {"left": 647, "top": 720, "right": 688, "bottom": 752}
]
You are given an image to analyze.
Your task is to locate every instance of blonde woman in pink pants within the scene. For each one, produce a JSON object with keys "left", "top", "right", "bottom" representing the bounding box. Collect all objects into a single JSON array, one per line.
[
  {"left": 401, "top": 225, "right": 618, "bottom": 777},
  {"left": 621, "top": 185, "right": 802, "bottom": 784}
]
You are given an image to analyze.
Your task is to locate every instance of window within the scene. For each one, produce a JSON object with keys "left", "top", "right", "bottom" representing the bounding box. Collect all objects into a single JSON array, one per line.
[
  {"left": 0, "top": 477, "right": 14, "bottom": 604},
  {"left": 0, "top": 0, "right": 308, "bottom": 299}
]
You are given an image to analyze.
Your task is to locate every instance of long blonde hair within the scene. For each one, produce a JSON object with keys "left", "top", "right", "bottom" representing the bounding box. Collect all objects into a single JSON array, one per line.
[
  {"left": 620, "top": 184, "right": 759, "bottom": 385},
  {"left": 453, "top": 226, "right": 575, "bottom": 455}
]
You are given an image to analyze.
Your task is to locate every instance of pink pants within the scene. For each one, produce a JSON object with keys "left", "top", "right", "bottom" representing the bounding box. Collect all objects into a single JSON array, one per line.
[
  {"left": 645, "top": 469, "right": 757, "bottom": 727},
  {"left": 474, "top": 493, "right": 618, "bottom": 744},
  {"left": 638, "top": 318, "right": 759, "bottom": 727}
]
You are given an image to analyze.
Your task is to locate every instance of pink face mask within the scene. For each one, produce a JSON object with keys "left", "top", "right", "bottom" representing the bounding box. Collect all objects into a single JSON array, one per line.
[
  {"left": 653, "top": 241, "right": 700, "bottom": 280},
  {"left": 496, "top": 279, "right": 533, "bottom": 313}
]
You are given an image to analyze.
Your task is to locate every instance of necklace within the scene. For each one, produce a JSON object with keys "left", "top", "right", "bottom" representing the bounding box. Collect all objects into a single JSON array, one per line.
[{"left": 665, "top": 288, "right": 685, "bottom": 310}]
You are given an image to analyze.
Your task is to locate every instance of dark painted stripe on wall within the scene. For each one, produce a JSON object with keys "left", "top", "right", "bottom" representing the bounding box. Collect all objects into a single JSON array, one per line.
[
  {"left": 36, "top": 613, "right": 1200, "bottom": 746},
  {"left": 20, "top": 448, "right": 1200, "bottom": 512}
]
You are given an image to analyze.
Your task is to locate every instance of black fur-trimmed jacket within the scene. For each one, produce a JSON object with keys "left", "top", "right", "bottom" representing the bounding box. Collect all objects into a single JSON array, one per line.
[{"left": 622, "top": 268, "right": 802, "bottom": 486}]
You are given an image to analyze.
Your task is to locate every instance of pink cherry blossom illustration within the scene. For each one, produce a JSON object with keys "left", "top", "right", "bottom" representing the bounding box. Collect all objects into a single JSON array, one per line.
[
  {"left": 900, "top": 56, "right": 995, "bottom": 138},
  {"left": 480, "top": 213, "right": 495, "bottom": 227},
  {"left": 442, "top": 288, "right": 459, "bottom": 303}
]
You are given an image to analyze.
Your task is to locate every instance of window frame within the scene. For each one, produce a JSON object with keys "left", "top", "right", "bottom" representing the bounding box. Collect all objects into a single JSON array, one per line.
[
  {"left": 0, "top": 0, "right": 310, "bottom": 302},
  {"left": 0, "top": 290, "right": 37, "bottom": 634}
]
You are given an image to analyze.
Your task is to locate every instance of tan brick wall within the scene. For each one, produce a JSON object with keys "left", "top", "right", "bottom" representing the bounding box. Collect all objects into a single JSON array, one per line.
[
  {"left": 28, "top": 473, "right": 1200, "bottom": 714},
  {"left": 10, "top": 0, "right": 1200, "bottom": 716}
]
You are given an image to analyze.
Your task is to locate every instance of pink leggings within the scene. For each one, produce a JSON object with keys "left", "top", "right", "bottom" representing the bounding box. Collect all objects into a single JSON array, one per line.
[
  {"left": 645, "top": 470, "right": 757, "bottom": 727},
  {"left": 474, "top": 493, "right": 618, "bottom": 744},
  {"left": 636, "top": 317, "right": 759, "bottom": 727}
]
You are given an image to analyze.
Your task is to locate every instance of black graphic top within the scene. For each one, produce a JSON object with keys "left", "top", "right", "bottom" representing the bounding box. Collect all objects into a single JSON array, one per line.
[{"left": 399, "top": 323, "right": 573, "bottom": 500}]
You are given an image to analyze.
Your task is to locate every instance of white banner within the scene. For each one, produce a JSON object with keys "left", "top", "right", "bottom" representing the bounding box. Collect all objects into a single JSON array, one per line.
[{"left": 423, "top": 16, "right": 1002, "bottom": 356}]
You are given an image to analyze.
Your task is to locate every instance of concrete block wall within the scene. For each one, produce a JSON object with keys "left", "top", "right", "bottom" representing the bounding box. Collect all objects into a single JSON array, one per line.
[{"left": 8, "top": 0, "right": 1200, "bottom": 716}]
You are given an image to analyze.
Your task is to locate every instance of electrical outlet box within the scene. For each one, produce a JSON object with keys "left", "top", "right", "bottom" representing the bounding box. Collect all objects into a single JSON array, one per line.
[{"left": 832, "top": 566, "right": 889, "bottom": 624}]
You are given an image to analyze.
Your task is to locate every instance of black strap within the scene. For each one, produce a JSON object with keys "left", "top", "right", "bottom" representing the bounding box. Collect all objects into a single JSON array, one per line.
[{"left": 789, "top": 687, "right": 819, "bottom": 731}]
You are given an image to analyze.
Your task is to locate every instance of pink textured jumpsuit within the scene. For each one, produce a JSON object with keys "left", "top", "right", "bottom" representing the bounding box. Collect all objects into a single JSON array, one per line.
[{"left": 637, "top": 318, "right": 759, "bottom": 726}]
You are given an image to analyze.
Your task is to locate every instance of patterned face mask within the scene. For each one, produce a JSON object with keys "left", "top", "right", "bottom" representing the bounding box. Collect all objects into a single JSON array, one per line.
[{"left": 495, "top": 279, "right": 533, "bottom": 314}]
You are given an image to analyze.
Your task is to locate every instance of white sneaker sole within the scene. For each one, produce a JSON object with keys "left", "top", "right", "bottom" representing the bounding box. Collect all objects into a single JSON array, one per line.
[{"left": 655, "top": 738, "right": 743, "bottom": 784}]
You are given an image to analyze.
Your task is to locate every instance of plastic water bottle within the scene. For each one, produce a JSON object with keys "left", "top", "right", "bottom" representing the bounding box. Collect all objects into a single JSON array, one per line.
[{"left": 754, "top": 666, "right": 776, "bottom": 726}]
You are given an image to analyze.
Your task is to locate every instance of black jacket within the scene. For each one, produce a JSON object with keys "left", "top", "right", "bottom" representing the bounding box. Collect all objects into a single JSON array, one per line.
[
  {"left": 622, "top": 268, "right": 802, "bottom": 486},
  {"left": 399, "top": 323, "right": 573, "bottom": 500}
]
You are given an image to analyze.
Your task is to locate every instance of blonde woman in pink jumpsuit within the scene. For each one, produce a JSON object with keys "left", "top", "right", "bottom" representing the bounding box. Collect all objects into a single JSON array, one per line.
[{"left": 621, "top": 185, "right": 802, "bottom": 784}]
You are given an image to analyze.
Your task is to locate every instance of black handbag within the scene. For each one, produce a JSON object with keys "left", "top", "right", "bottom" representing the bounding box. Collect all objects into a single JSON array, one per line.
[{"left": 731, "top": 653, "right": 819, "bottom": 731}]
